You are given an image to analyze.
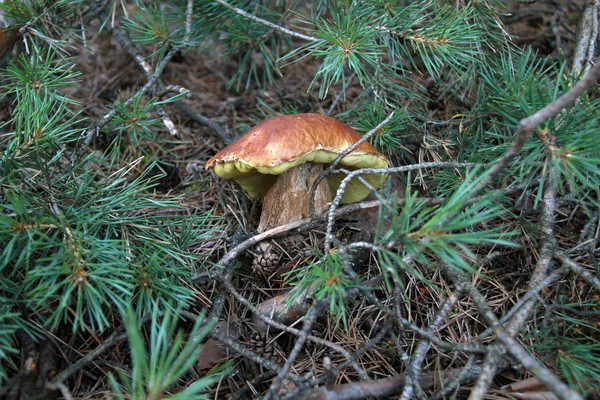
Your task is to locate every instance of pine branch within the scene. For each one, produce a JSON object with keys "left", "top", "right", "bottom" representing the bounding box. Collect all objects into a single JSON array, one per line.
[
  {"left": 294, "top": 365, "right": 485, "bottom": 400},
  {"left": 212, "top": 0, "right": 321, "bottom": 43},
  {"left": 447, "top": 267, "right": 585, "bottom": 400},
  {"left": 572, "top": 0, "right": 600, "bottom": 75},
  {"left": 265, "top": 302, "right": 324, "bottom": 399},
  {"left": 399, "top": 289, "right": 464, "bottom": 400},
  {"left": 472, "top": 54, "right": 600, "bottom": 198}
]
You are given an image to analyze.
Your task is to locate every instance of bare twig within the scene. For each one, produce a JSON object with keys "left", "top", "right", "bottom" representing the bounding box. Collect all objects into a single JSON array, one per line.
[
  {"left": 467, "top": 173, "right": 559, "bottom": 399},
  {"left": 265, "top": 302, "right": 324, "bottom": 399},
  {"left": 446, "top": 269, "right": 584, "bottom": 400},
  {"left": 475, "top": 266, "right": 568, "bottom": 341},
  {"left": 309, "top": 111, "right": 396, "bottom": 218},
  {"left": 336, "top": 241, "right": 488, "bottom": 355},
  {"left": 327, "top": 73, "right": 356, "bottom": 115},
  {"left": 572, "top": 0, "right": 600, "bottom": 75},
  {"left": 55, "top": 382, "right": 74, "bottom": 400},
  {"left": 184, "top": 0, "right": 193, "bottom": 44},
  {"left": 212, "top": 0, "right": 321, "bottom": 43},
  {"left": 400, "top": 289, "right": 464, "bottom": 400},
  {"left": 218, "top": 277, "right": 371, "bottom": 380},
  {"left": 429, "top": 355, "right": 480, "bottom": 400},
  {"left": 47, "top": 330, "right": 128, "bottom": 389},
  {"left": 173, "top": 101, "right": 232, "bottom": 143},
  {"left": 556, "top": 251, "right": 600, "bottom": 291},
  {"left": 293, "top": 365, "right": 485, "bottom": 400},
  {"left": 231, "top": 371, "right": 277, "bottom": 400}
]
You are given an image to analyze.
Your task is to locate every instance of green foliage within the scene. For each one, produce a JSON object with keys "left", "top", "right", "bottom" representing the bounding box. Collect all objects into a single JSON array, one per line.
[
  {"left": 383, "top": 4, "right": 484, "bottom": 79},
  {"left": 346, "top": 106, "right": 412, "bottom": 154},
  {"left": 286, "top": 251, "right": 357, "bottom": 329},
  {"left": 0, "top": 7, "right": 223, "bottom": 382},
  {"left": 474, "top": 49, "right": 600, "bottom": 207},
  {"left": 221, "top": 8, "right": 284, "bottom": 91},
  {"left": 531, "top": 302, "right": 600, "bottom": 395},
  {"left": 291, "top": 2, "right": 386, "bottom": 98},
  {"left": 109, "top": 307, "right": 226, "bottom": 399},
  {"left": 377, "top": 170, "right": 517, "bottom": 280},
  {"left": 1, "top": 0, "right": 599, "bottom": 397},
  {"left": 0, "top": 312, "right": 19, "bottom": 382},
  {"left": 124, "top": 1, "right": 200, "bottom": 59},
  {"left": 108, "top": 94, "right": 162, "bottom": 158},
  {"left": 125, "top": 2, "right": 176, "bottom": 59}
]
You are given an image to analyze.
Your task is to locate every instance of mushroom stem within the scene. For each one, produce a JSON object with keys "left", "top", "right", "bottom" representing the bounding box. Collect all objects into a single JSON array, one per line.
[{"left": 257, "top": 163, "right": 332, "bottom": 233}]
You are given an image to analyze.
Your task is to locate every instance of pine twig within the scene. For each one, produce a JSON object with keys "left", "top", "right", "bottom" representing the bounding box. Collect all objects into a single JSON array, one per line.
[
  {"left": 265, "top": 302, "right": 324, "bottom": 399},
  {"left": 556, "top": 251, "right": 600, "bottom": 291},
  {"left": 212, "top": 0, "right": 321, "bottom": 43},
  {"left": 470, "top": 54, "right": 600, "bottom": 198},
  {"left": 399, "top": 289, "right": 465, "bottom": 400},
  {"left": 294, "top": 365, "right": 485, "bottom": 400},
  {"left": 446, "top": 269, "right": 584, "bottom": 400}
]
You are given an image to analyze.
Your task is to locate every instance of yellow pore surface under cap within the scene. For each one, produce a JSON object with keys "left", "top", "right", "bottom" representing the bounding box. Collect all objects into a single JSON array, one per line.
[{"left": 205, "top": 114, "right": 390, "bottom": 204}]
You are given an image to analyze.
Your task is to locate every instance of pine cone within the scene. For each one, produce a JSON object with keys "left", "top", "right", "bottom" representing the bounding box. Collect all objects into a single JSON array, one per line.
[
  {"left": 251, "top": 240, "right": 281, "bottom": 278},
  {"left": 247, "top": 332, "right": 286, "bottom": 366},
  {"left": 251, "top": 235, "right": 306, "bottom": 278}
]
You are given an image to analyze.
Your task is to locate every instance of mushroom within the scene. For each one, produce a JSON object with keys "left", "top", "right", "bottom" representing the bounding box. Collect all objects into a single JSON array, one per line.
[{"left": 205, "top": 113, "right": 389, "bottom": 274}]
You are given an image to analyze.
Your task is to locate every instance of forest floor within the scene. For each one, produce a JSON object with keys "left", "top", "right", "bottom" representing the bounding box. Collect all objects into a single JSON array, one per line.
[{"left": 6, "top": 0, "right": 597, "bottom": 399}]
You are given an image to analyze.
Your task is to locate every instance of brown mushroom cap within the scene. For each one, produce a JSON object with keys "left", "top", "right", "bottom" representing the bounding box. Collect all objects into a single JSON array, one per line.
[{"left": 205, "top": 113, "right": 390, "bottom": 204}]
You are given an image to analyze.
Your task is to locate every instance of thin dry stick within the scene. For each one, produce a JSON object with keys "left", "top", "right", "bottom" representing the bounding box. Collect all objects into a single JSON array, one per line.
[
  {"left": 443, "top": 263, "right": 584, "bottom": 400},
  {"left": 309, "top": 111, "right": 396, "bottom": 218},
  {"left": 430, "top": 355, "right": 480, "bottom": 400},
  {"left": 55, "top": 382, "right": 74, "bottom": 400},
  {"left": 293, "top": 365, "right": 485, "bottom": 400},
  {"left": 475, "top": 265, "right": 567, "bottom": 341},
  {"left": 327, "top": 73, "right": 356, "bottom": 115},
  {"left": 217, "top": 277, "right": 371, "bottom": 380},
  {"left": 291, "top": 323, "right": 394, "bottom": 395},
  {"left": 47, "top": 330, "right": 128, "bottom": 389},
  {"left": 212, "top": 0, "right": 321, "bottom": 43},
  {"left": 265, "top": 302, "right": 324, "bottom": 399},
  {"left": 555, "top": 251, "right": 600, "bottom": 291},
  {"left": 174, "top": 101, "right": 231, "bottom": 143},
  {"left": 399, "top": 289, "right": 464, "bottom": 400}
]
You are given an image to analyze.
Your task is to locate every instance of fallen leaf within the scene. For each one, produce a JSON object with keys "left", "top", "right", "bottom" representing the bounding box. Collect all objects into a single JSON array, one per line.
[{"left": 196, "top": 319, "right": 242, "bottom": 371}]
